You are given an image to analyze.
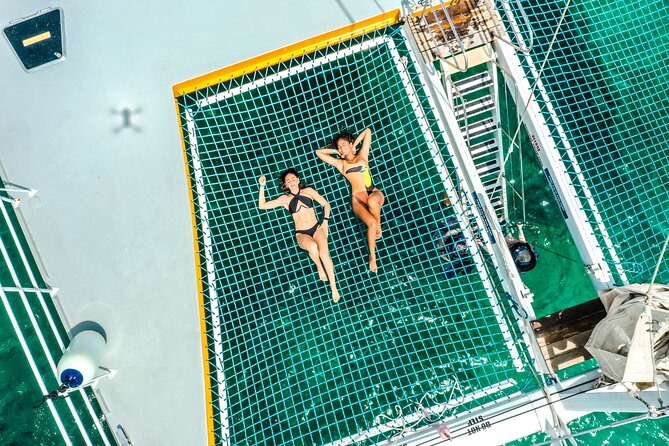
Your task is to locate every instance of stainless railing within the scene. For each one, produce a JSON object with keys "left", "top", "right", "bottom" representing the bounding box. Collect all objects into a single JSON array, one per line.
[
  {"left": 415, "top": 0, "right": 534, "bottom": 69},
  {"left": 418, "top": 0, "right": 469, "bottom": 71},
  {"left": 488, "top": 0, "right": 534, "bottom": 53}
]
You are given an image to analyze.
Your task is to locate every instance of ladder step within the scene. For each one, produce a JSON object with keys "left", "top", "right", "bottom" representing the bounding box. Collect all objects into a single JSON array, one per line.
[
  {"left": 464, "top": 118, "right": 497, "bottom": 140},
  {"left": 469, "top": 139, "right": 497, "bottom": 159},
  {"left": 475, "top": 159, "right": 499, "bottom": 176},
  {"left": 454, "top": 95, "right": 495, "bottom": 121},
  {"left": 454, "top": 72, "right": 493, "bottom": 96},
  {"left": 490, "top": 196, "right": 503, "bottom": 210},
  {"left": 469, "top": 139, "right": 497, "bottom": 157},
  {"left": 484, "top": 178, "right": 502, "bottom": 195},
  {"left": 482, "top": 177, "right": 500, "bottom": 191}
]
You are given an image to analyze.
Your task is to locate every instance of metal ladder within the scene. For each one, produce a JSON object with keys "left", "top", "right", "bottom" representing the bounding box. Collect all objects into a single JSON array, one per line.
[
  {"left": 450, "top": 62, "right": 508, "bottom": 227},
  {"left": 408, "top": 0, "right": 509, "bottom": 226}
]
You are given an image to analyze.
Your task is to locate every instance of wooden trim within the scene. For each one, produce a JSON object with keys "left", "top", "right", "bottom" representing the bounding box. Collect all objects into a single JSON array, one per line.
[
  {"left": 172, "top": 9, "right": 401, "bottom": 97},
  {"left": 532, "top": 298, "right": 606, "bottom": 373},
  {"left": 410, "top": 0, "right": 461, "bottom": 17},
  {"left": 539, "top": 331, "right": 595, "bottom": 372},
  {"left": 531, "top": 298, "right": 605, "bottom": 335}
]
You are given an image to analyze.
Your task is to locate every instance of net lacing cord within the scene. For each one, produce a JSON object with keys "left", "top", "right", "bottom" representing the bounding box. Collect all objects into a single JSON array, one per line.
[
  {"left": 437, "top": 378, "right": 669, "bottom": 445},
  {"left": 185, "top": 28, "right": 488, "bottom": 442},
  {"left": 558, "top": 232, "right": 669, "bottom": 446},
  {"left": 381, "top": 377, "right": 634, "bottom": 444},
  {"left": 529, "top": 372, "right": 669, "bottom": 446},
  {"left": 531, "top": 233, "right": 669, "bottom": 445},
  {"left": 531, "top": 411, "right": 669, "bottom": 446},
  {"left": 375, "top": 391, "right": 453, "bottom": 443},
  {"left": 396, "top": 210, "right": 669, "bottom": 444},
  {"left": 637, "top": 232, "right": 669, "bottom": 408},
  {"left": 490, "top": 8, "right": 586, "bottom": 437},
  {"left": 509, "top": 238, "right": 669, "bottom": 443},
  {"left": 490, "top": 0, "right": 572, "bottom": 198},
  {"left": 646, "top": 233, "right": 669, "bottom": 301},
  {"left": 179, "top": 23, "right": 596, "bottom": 442},
  {"left": 372, "top": 309, "right": 574, "bottom": 443}
]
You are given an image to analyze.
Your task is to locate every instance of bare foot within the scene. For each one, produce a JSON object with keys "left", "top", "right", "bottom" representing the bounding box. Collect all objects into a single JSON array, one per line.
[
  {"left": 369, "top": 257, "right": 378, "bottom": 273},
  {"left": 332, "top": 288, "right": 341, "bottom": 303},
  {"left": 318, "top": 268, "right": 328, "bottom": 282}
]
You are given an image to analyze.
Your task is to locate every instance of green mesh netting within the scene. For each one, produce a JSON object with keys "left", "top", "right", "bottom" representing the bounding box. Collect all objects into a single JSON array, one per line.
[
  {"left": 177, "top": 24, "right": 536, "bottom": 445},
  {"left": 505, "top": 0, "right": 669, "bottom": 285}
]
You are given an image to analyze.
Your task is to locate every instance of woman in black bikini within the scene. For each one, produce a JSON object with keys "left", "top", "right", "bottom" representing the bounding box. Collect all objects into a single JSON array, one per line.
[
  {"left": 258, "top": 168, "right": 340, "bottom": 302},
  {"left": 316, "top": 128, "right": 385, "bottom": 273}
]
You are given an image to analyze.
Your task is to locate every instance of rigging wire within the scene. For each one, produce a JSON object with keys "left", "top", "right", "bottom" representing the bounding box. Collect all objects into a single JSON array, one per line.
[
  {"left": 406, "top": 383, "right": 604, "bottom": 445},
  {"left": 446, "top": 381, "right": 669, "bottom": 443},
  {"left": 491, "top": 0, "right": 573, "bottom": 197},
  {"left": 531, "top": 410, "right": 669, "bottom": 446},
  {"left": 445, "top": 381, "right": 602, "bottom": 439},
  {"left": 502, "top": 79, "right": 527, "bottom": 225},
  {"left": 646, "top": 232, "right": 669, "bottom": 298},
  {"left": 517, "top": 80, "right": 526, "bottom": 223},
  {"left": 398, "top": 361, "right": 669, "bottom": 444},
  {"left": 387, "top": 0, "right": 663, "bottom": 443},
  {"left": 535, "top": 244, "right": 580, "bottom": 263},
  {"left": 491, "top": 12, "right": 588, "bottom": 435},
  {"left": 383, "top": 364, "right": 669, "bottom": 446}
]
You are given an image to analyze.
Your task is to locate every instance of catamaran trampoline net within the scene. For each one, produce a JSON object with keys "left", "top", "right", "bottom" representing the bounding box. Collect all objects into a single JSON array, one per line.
[{"left": 176, "top": 24, "right": 535, "bottom": 445}]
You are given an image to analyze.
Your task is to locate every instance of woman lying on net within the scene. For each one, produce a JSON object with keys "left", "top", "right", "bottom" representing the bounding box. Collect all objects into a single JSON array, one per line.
[
  {"left": 315, "top": 128, "right": 386, "bottom": 273},
  {"left": 258, "top": 168, "right": 341, "bottom": 302}
]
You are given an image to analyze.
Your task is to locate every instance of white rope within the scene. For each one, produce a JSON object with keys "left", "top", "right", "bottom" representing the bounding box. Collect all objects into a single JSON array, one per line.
[
  {"left": 532, "top": 410, "right": 669, "bottom": 446},
  {"left": 493, "top": 0, "right": 573, "bottom": 193},
  {"left": 375, "top": 391, "right": 452, "bottom": 442},
  {"left": 518, "top": 86, "right": 526, "bottom": 223},
  {"left": 646, "top": 232, "right": 669, "bottom": 300}
]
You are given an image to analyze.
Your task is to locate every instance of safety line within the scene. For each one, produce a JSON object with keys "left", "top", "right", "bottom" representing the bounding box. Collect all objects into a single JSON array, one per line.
[
  {"left": 0, "top": 201, "right": 111, "bottom": 445},
  {"left": 0, "top": 286, "right": 72, "bottom": 445}
]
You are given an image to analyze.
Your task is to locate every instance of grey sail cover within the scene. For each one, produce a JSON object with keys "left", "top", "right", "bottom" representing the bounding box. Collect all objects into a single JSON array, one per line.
[{"left": 585, "top": 284, "right": 669, "bottom": 384}]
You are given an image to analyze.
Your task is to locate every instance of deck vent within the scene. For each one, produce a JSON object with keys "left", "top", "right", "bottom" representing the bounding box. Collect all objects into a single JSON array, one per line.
[{"left": 3, "top": 8, "right": 65, "bottom": 72}]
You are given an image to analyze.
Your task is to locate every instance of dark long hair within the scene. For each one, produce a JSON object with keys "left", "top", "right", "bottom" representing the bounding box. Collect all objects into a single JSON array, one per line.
[
  {"left": 279, "top": 168, "right": 309, "bottom": 193},
  {"left": 330, "top": 130, "right": 355, "bottom": 149}
]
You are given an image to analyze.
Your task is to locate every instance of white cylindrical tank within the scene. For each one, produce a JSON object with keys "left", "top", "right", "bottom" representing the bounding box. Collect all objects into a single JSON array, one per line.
[{"left": 56, "top": 330, "right": 106, "bottom": 388}]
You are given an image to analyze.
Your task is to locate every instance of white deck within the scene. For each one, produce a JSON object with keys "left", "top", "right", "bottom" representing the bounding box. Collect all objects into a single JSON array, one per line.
[{"left": 0, "top": 1, "right": 402, "bottom": 444}]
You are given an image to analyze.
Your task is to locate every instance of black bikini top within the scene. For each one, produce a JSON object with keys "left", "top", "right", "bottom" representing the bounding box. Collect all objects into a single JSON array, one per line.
[{"left": 288, "top": 190, "right": 314, "bottom": 214}]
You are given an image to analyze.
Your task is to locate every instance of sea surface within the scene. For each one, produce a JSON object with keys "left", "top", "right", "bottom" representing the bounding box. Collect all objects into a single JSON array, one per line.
[
  {"left": 2, "top": 0, "right": 669, "bottom": 445},
  {"left": 509, "top": 0, "right": 669, "bottom": 444}
]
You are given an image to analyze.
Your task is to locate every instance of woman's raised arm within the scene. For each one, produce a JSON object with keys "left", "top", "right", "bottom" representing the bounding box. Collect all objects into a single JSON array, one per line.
[
  {"left": 258, "top": 176, "right": 286, "bottom": 210},
  {"left": 354, "top": 128, "right": 372, "bottom": 161},
  {"left": 315, "top": 148, "right": 344, "bottom": 171}
]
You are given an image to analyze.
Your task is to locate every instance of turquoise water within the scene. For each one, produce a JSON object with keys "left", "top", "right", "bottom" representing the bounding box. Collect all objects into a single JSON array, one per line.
[
  {"left": 507, "top": 0, "right": 669, "bottom": 443},
  {"left": 501, "top": 100, "right": 669, "bottom": 445},
  {"left": 519, "top": 0, "right": 669, "bottom": 285},
  {"left": 0, "top": 198, "right": 112, "bottom": 445},
  {"left": 3, "top": 1, "right": 669, "bottom": 445}
]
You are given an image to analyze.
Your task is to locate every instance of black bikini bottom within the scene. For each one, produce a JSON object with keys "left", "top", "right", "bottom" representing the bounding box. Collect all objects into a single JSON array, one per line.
[{"left": 295, "top": 223, "right": 319, "bottom": 238}]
